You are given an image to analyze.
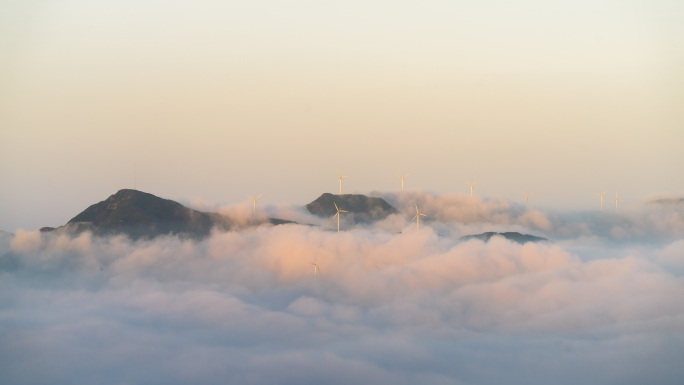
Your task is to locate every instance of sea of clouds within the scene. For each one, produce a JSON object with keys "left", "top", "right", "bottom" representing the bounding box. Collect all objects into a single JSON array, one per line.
[{"left": 1, "top": 192, "right": 683, "bottom": 385}]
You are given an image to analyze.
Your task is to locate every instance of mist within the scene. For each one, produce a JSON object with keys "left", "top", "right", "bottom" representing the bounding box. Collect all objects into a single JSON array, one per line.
[{"left": 1, "top": 193, "right": 683, "bottom": 385}]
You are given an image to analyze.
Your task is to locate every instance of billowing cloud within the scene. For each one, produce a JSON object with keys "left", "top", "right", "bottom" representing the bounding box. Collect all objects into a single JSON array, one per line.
[
  {"left": 376, "top": 191, "right": 684, "bottom": 243},
  {"left": 9, "top": 229, "right": 43, "bottom": 253},
  {"left": 2, "top": 202, "right": 683, "bottom": 385},
  {"left": 659, "top": 239, "right": 684, "bottom": 270},
  {"left": 184, "top": 191, "right": 684, "bottom": 244}
]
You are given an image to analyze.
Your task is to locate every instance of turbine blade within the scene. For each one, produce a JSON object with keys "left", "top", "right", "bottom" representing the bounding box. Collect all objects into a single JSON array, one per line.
[
  {"left": 256, "top": 194, "right": 262, "bottom": 199},
  {"left": 340, "top": 210, "right": 348, "bottom": 213},
  {"left": 334, "top": 202, "right": 339, "bottom": 210},
  {"left": 333, "top": 213, "right": 338, "bottom": 219},
  {"left": 412, "top": 215, "right": 418, "bottom": 220}
]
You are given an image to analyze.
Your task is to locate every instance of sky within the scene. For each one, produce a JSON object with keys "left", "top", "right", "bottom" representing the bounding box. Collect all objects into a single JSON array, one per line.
[{"left": 2, "top": 0, "right": 684, "bottom": 231}]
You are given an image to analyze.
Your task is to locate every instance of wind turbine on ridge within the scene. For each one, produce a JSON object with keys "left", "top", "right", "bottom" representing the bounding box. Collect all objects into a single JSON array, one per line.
[
  {"left": 247, "top": 194, "right": 262, "bottom": 216},
  {"left": 310, "top": 262, "right": 320, "bottom": 277},
  {"left": 397, "top": 174, "right": 409, "bottom": 191},
  {"left": 615, "top": 192, "right": 621, "bottom": 211},
  {"left": 596, "top": 191, "right": 607, "bottom": 211},
  {"left": 465, "top": 181, "right": 478, "bottom": 198},
  {"left": 523, "top": 192, "right": 535, "bottom": 205},
  {"left": 412, "top": 204, "right": 427, "bottom": 230},
  {"left": 337, "top": 170, "right": 349, "bottom": 195},
  {"left": 333, "top": 202, "right": 348, "bottom": 232}
]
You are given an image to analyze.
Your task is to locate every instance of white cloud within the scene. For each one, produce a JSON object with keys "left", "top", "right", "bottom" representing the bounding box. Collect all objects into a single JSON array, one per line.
[
  {"left": 9, "top": 229, "right": 42, "bottom": 253},
  {"left": 2, "top": 196, "right": 684, "bottom": 385},
  {"left": 659, "top": 240, "right": 684, "bottom": 269}
]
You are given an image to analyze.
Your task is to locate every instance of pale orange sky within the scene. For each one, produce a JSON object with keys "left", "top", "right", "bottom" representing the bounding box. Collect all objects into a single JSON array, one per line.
[{"left": 1, "top": 0, "right": 683, "bottom": 230}]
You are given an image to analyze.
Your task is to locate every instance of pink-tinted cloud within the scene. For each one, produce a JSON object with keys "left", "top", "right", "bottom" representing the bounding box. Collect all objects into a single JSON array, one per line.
[{"left": 2, "top": 201, "right": 683, "bottom": 385}]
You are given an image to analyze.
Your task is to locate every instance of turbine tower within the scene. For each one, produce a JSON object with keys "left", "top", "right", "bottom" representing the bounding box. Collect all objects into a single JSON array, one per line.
[
  {"left": 397, "top": 174, "right": 409, "bottom": 191},
  {"left": 465, "top": 182, "right": 478, "bottom": 198},
  {"left": 523, "top": 192, "right": 535, "bottom": 205},
  {"left": 333, "top": 202, "right": 348, "bottom": 232},
  {"left": 412, "top": 204, "right": 427, "bottom": 230},
  {"left": 615, "top": 192, "right": 621, "bottom": 211},
  {"left": 337, "top": 170, "right": 349, "bottom": 195},
  {"left": 310, "top": 262, "right": 320, "bottom": 277},
  {"left": 596, "top": 191, "right": 607, "bottom": 211},
  {"left": 247, "top": 194, "right": 262, "bottom": 216}
]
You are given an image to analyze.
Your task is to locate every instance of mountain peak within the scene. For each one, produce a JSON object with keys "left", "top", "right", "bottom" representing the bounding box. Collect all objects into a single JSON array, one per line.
[
  {"left": 64, "top": 189, "right": 228, "bottom": 239},
  {"left": 306, "top": 193, "right": 396, "bottom": 222}
]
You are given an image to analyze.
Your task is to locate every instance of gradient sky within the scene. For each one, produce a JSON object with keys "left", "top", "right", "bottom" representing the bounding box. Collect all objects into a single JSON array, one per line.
[{"left": 1, "top": 0, "right": 683, "bottom": 231}]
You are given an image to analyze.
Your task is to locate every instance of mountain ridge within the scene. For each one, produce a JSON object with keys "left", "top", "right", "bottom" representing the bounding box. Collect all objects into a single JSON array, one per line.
[
  {"left": 60, "top": 189, "right": 229, "bottom": 239},
  {"left": 460, "top": 232, "right": 548, "bottom": 244},
  {"left": 45, "top": 189, "right": 295, "bottom": 240}
]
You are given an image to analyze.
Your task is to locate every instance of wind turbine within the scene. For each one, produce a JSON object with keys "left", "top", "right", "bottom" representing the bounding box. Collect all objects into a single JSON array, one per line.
[
  {"left": 333, "top": 202, "right": 348, "bottom": 232},
  {"left": 596, "top": 191, "right": 606, "bottom": 211},
  {"left": 397, "top": 174, "right": 409, "bottom": 191},
  {"left": 247, "top": 194, "right": 262, "bottom": 216},
  {"left": 615, "top": 192, "right": 621, "bottom": 211},
  {"left": 310, "top": 262, "right": 320, "bottom": 277},
  {"left": 465, "top": 181, "right": 478, "bottom": 198},
  {"left": 337, "top": 170, "right": 349, "bottom": 195},
  {"left": 412, "top": 204, "right": 427, "bottom": 230},
  {"left": 523, "top": 192, "right": 535, "bottom": 205}
]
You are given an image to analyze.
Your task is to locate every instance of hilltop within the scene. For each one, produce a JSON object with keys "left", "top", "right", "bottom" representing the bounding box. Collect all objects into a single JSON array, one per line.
[
  {"left": 39, "top": 189, "right": 294, "bottom": 240},
  {"left": 646, "top": 197, "right": 684, "bottom": 206},
  {"left": 54, "top": 189, "right": 230, "bottom": 239},
  {"left": 461, "top": 232, "right": 548, "bottom": 244},
  {"left": 306, "top": 193, "right": 397, "bottom": 222}
]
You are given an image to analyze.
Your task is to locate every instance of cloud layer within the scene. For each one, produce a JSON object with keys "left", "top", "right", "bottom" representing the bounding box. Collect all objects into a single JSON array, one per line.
[{"left": 2, "top": 194, "right": 684, "bottom": 385}]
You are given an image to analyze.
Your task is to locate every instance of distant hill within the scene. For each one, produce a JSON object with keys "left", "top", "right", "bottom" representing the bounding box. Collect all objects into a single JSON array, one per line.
[
  {"left": 306, "top": 193, "right": 397, "bottom": 222},
  {"left": 646, "top": 197, "right": 684, "bottom": 206},
  {"left": 42, "top": 189, "right": 295, "bottom": 240},
  {"left": 53, "top": 189, "right": 230, "bottom": 239},
  {"left": 461, "top": 232, "right": 547, "bottom": 244},
  {"left": 267, "top": 218, "right": 297, "bottom": 226}
]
